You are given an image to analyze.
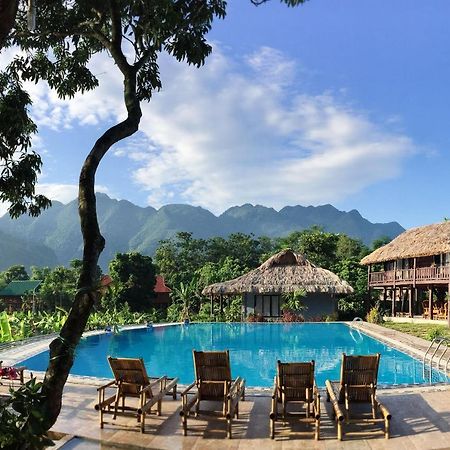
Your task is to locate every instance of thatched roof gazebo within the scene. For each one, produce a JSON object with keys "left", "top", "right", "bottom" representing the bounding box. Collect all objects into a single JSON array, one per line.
[{"left": 203, "top": 249, "right": 353, "bottom": 319}]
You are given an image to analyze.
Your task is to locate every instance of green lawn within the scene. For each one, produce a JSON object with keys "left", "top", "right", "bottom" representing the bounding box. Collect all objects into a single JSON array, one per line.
[{"left": 381, "top": 321, "right": 450, "bottom": 341}]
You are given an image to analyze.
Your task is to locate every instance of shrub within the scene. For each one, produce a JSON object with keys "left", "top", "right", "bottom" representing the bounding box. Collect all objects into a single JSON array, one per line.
[
  {"left": 224, "top": 297, "right": 242, "bottom": 322},
  {"left": 426, "top": 326, "right": 444, "bottom": 341},
  {"left": 0, "top": 378, "right": 54, "bottom": 450},
  {"left": 366, "top": 303, "right": 384, "bottom": 324},
  {"left": 324, "top": 312, "right": 338, "bottom": 322},
  {"left": 281, "top": 311, "right": 304, "bottom": 323},
  {"left": 247, "top": 313, "right": 266, "bottom": 322}
]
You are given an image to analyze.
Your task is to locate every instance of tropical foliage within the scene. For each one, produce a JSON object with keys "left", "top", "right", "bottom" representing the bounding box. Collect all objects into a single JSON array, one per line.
[
  {"left": 0, "top": 305, "right": 161, "bottom": 343},
  {"left": 107, "top": 252, "right": 156, "bottom": 312}
]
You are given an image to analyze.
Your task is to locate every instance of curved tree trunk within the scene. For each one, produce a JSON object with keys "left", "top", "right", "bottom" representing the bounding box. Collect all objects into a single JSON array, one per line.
[
  {"left": 0, "top": 0, "right": 19, "bottom": 48},
  {"left": 40, "top": 68, "right": 142, "bottom": 429}
]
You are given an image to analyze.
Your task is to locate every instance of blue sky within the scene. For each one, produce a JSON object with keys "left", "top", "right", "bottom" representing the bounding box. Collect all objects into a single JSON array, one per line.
[{"left": 3, "top": 0, "right": 450, "bottom": 229}]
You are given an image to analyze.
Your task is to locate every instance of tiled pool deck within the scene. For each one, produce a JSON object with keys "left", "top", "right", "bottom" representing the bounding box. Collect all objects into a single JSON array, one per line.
[{"left": 1, "top": 322, "right": 450, "bottom": 449}]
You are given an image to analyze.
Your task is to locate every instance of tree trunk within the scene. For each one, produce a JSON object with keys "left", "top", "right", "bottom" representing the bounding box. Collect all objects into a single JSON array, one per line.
[
  {"left": 40, "top": 69, "right": 142, "bottom": 430},
  {"left": 0, "top": 0, "right": 19, "bottom": 48}
]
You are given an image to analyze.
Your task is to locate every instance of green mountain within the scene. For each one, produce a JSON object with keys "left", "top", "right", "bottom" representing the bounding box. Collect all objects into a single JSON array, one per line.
[
  {"left": 0, "top": 229, "right": 58, "bottom": 271},
  {"left": 0, "top": 193, "right": 404, "bottom": 270}
]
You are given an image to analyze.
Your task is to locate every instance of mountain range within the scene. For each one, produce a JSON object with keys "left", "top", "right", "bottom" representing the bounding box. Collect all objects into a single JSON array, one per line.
[{"left": 0, "top": 193, "right": 404, "bottom": 271}]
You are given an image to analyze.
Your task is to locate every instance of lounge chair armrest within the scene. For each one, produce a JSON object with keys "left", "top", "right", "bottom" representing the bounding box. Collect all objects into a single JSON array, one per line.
[
  {"left": 271, "top": 377, "right": 278, "bottom": 400},
  {"left": 228, "top": 377, "right": 244, "bottom": 397},
  {"left": 181, "top": 381, "right": 196, "bottom": 396},
  {"left": 378, "top": 401, "right": 392, "bottom": 420},
  {"left": 94, "top": 394, "right": 116, "bottom": 411},
  {"left": 96, "top": 380, "right": 116, "bottom": 391},
  {"left": 140, "top": 376, "right": 167, "bottom": 394},
  {"left": 313, "top": 385, "right": 321, "bottom": 418},
  {"left": 325, "top": 380, "right": 344, "bottom": 422},
  {"left": 226, "top": 378, "right": 245, "bottom": 420}
]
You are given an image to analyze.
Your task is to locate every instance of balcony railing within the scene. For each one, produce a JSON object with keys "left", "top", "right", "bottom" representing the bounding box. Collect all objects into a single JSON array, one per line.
[{"left": 369, "top": 266, "right": 450, "bottom": 286}]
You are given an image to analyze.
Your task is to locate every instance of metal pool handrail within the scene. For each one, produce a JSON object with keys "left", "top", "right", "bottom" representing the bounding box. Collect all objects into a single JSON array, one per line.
[{"left": 422, "top": 337, "right": 450, "bottom": 378}]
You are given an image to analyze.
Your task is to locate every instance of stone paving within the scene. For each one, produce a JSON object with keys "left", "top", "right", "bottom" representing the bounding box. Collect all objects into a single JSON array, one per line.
[{"left": 2, "top": 380, "right": 450, "bottom": 449}]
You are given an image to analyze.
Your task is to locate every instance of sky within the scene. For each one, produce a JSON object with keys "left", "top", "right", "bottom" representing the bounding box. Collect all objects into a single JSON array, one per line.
[{"left": 2, "top": 0, "right": 450, "bottom": 229}]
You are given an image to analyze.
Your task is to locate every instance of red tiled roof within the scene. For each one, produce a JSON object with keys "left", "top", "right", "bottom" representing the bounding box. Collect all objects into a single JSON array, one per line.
[
  {"left": 100, "top": 274, "right": 170, "bottom": 293},
  {"left": 100, "top": 275, "right": 113, "bottom": 287},
  {"left": 154, "top": 275, "right": 171, "bottom": 293}
]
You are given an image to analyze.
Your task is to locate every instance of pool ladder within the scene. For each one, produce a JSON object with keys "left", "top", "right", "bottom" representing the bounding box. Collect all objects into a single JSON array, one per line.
[{"left": 422, "top": 337, "right": 450, "bottom": 380}]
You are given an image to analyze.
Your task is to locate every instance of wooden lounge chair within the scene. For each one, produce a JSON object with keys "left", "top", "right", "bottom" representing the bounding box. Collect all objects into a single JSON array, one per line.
[
  {"left": 325, "top": 353, "right": 391, "bottom": 440},
  {"left": 270, "top": 360, "right": 320, "bottom": 440},
  {"left": 180, "top": 350, "right": 245, "bottom": 439},
  {"left": 94, "top": 356, "right": 178, "bottom": 433}
]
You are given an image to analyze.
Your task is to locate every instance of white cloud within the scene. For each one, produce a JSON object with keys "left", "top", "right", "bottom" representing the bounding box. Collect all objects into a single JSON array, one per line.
[
  {"left": 22, "top": 53, "right": 125, "bottom": 130},
  {"left": 131, "top": 47, "right": 414, "bottom": 212},
  {"left": 11, "top": 45, "right": 414, "bottom": 213}
]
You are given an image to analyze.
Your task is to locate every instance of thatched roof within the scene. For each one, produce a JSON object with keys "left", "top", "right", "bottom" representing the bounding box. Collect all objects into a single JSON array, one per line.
[
  {"left": 202, "top": 249, "right": 353, "bottom": 295},
  {"left": 361, "top": 221, "right": 450, "bottom": 265}
]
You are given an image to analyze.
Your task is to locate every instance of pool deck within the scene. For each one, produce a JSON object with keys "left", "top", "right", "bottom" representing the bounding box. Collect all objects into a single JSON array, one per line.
[
  {"left": 1, "top": 322, "right": 450, "bottom": 449},
  {"left": 2, "top": 380, "right": 450, "bottom": 449}
]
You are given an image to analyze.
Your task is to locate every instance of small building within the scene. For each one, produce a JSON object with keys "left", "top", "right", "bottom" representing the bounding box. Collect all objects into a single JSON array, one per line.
[
  {"left": 152, "top": 275, "right": 172, "bottom": 308},
  {"left": 0, "top": 280, "right": 42, "bottom": 312},
  {"left": 202, "top": 249, "right": 353, "bottom": 320},
  {"left": 361, "top": 221, "right": 450, "bottom": 324}
]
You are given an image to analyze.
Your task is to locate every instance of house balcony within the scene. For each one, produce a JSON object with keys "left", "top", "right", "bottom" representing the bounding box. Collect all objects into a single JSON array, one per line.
[{"left": 369, "top": 266, "right": 450, "bottom": 287}]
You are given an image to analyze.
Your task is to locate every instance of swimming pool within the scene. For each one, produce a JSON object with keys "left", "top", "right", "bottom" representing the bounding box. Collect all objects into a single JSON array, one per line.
[{"left": 20, "top": 323, "right": 449, "bottom": 387}]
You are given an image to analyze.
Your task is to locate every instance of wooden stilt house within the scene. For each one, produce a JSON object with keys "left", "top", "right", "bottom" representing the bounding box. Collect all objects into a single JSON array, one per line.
[{"left": 361, "top": 221, "right": 450, "bottom": 325}]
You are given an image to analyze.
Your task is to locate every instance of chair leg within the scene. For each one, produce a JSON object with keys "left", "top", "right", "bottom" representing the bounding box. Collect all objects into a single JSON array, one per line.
[
  {"left": 270, "top": 416, "right": 275, "bottom": 439},
  {"left": 195, "top": 399, "right": 200, "bottom": 417},
  {"left": 385, "top": 416, "right": 390, "bottom": 439},
  {"left": 182, "top": 414, "right": 188, "bottom": 436},
  {"left": 337, "top": 420, "right": 343, "bottom": 441},
  {"left": 227, "top": 417, "right": 232, "bottom": 439},
  {"left": 344, "top": 387, "right": 350, "bottom": 421},
  {"left": 371, "top": 391, "right": 377, "bottom": 419},
  {"left": 113, "top": 392, "right": 121, "bottom": 420},
  {"left": 315, "top": 418, "right": 320, "bottom": 441}
]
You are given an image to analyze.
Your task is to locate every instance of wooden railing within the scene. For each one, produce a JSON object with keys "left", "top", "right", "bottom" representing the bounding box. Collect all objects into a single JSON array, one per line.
[{"left": 369, "top": 266, "right": 450, "bottom": 286}]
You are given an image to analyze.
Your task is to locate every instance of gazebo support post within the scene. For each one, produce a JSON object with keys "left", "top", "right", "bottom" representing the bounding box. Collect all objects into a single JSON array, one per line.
[
  {"left": 408, "top": 288, "right": 413, "bottom": 318},
  {"left": 391, "top": 287, "right": 396, "bottom": 317},
  {"left": 210, "top": 295, "right": 214, "bottom": 319},
  {"left": 414, "top": 287, "right": 418, "bottom": 317},
  {"left": 243, "top": 294, "right": 247, "bottom": 320},
  {"left": 219, "top": 294, "right": 223, "bottom": 315}
]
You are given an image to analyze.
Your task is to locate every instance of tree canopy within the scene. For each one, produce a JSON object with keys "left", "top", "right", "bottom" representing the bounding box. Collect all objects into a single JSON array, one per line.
[{"left": 108, "top": 252, "right": 156, "bottom": 311}]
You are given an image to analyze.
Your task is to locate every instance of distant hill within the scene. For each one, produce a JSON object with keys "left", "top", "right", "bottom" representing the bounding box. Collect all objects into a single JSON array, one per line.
[
  {"left": 0, "top": 229, "right": 59, "bottom": 271},
  {"left": 0, "top": 194, "right": 404, "bottom": 270}
]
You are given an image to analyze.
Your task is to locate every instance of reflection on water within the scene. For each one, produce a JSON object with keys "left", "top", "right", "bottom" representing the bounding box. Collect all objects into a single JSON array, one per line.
[{"left": 21, "top": 323, "right": 449, "bottom": 387}]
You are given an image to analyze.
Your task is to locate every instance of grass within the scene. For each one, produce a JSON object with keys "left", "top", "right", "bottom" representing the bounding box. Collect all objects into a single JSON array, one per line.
[{"left": 381, "top": 321, "right": 450, "bottom": 341}]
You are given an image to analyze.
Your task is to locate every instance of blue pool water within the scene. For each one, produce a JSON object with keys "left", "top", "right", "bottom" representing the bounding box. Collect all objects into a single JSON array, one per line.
[{"left": 20, "top": 323, "right": 449, "bottom": 387}]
